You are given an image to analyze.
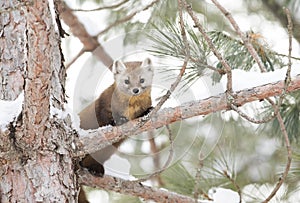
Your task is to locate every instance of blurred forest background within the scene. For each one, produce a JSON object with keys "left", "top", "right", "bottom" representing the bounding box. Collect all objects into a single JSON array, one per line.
[{"left": 61, "top": 0, "right": 300, "bottom": 202}]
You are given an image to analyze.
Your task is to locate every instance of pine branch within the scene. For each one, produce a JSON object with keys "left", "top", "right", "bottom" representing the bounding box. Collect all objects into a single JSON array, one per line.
[
  {"left": 211, "top": 0, "right": 267, "bottom": 72},
  {"left": 183, "top": 1, "right": 233, "bottom": 93},
  {"left": 77, "top": 169, "right": 195, "bottom": 203},
  {"left": 75, "top": 75, "right": 300, "bottom": 157}
]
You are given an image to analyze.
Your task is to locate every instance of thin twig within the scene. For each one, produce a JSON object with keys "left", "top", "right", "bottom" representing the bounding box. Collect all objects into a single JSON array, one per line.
[
  {"left": 223, "top": 170, "right": 242, "bottom": 203},
  {"left": 210, "top": 0, "right": 267, "bottom": 73},
  {"left": 230, "top": 103, "right": 277, "bottom": 124},
  {"left": 265, "top": 7, "right": 293, "bottom": 124},
  {"left": 263, "top": 112, "right": 292, "bottom": 203},
  {"left": 148, "top": 130, "right": 164, "bottom": 186},
  {"left": 72, "top": 0, "right": 129, "bottom": 12},
  {"left": 193, "top": 154, "right": 212, "bottom": 202},
  {"left": 282, "top": 8, "right": 293, "bottom": 92},
  {"left": 275, "top": 52, "right": 300, "bottom": 61},
  {"left": 190, "top": 57, "right": 226, "bottom": 75},
  {"left": 65, "top": 48, "right": 85, "bottom": 69},
  {"left": 95, "top": 0, "right": 160, "bottom": 37},
  {"left": 263, "top": 7, "right": 293, "bottom": 203},
  {"left": 131, "top": 125, "right": 174, "bottom": 184},
  {"left": 193, "top": 157, "right": 202, "bottom": 202},
  {"left": 183, "top": 0, "right": 233, "bottom": 93}
]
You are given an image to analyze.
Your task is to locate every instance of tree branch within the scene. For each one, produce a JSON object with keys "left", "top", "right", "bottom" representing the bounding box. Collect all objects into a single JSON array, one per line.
[
  {"left": 72, "top": 0, "right": 129, "bottom": 12},
  {"left": 75, "top": 75, "right": 300, "bottom": 157},
  {"left": 56, "top": 0, "right": 113, "bottom": 68},
  {"left": 77, "top": 169, "right": 195, "bottom": 202},
  {"left": 95, "top": 0, "right": 160, "bottom": 37}
]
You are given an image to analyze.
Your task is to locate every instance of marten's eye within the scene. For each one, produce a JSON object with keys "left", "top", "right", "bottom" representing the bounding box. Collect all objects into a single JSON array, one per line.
[
  {"left": 124, "top": 79, "right": 130, "bottom": 84},
  {"left": 140, "top": 78, "right": 145, "bottom": 83}
]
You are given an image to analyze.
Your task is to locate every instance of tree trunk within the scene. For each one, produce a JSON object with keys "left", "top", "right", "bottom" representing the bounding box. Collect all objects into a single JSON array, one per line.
[{"left": 0, "top": 0, "right": 77, "bottom": 202}]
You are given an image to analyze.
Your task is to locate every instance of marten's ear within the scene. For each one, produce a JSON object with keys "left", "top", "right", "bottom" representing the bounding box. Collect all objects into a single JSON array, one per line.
[
  {"left": 112, "top": 60, "right": 126, "bottom": 74},
  {"left": 141, "top": 58, "right": 152, "bottom": 71}
]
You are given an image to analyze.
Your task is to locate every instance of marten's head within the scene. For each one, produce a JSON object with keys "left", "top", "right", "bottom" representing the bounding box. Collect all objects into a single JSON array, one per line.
[{"left": 112, "top": 58, "right": 153, "bottom": 96}]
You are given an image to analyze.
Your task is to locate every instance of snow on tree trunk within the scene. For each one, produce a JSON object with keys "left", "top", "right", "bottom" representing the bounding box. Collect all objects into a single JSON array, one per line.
[{"left": 0, "top": 0, "right": 77, "bottom": 202}]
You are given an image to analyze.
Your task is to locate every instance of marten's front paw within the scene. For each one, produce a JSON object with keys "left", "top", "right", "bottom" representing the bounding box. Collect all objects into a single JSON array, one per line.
[
  {"left": 145, "top": 106, "right": 154, "bottom": 115},
  {"left": 86, "top": 163, "right": 104, "bottom": 177},
  {"left": 79, "top": 155, "right": 105, "bottom": 177},
  {"left": 140, "top": 106, "right": 153, "bottom": 117},
  {"left": 115, "top": 116, "right": 129, "bottom": 126}
]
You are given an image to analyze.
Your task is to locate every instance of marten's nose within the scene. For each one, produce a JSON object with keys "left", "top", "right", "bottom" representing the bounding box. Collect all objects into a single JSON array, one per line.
[{"left": 132, "top": 88, "right": 140, "bottom": 94}]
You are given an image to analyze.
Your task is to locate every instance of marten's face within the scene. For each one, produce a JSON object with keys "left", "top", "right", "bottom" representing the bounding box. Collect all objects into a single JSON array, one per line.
[{"left": 113, "top": 58, "right": 153, "bottom": 96}]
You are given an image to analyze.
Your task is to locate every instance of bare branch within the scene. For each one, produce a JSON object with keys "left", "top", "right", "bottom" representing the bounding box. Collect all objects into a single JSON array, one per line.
[
  {"left": 193, "top": 154, "right": 212, "bottom": 202},
  {"left": 77, "top": 169, "right": 195, "bottom": 203},
  {"left": 72, "top": 0, "right": 129, "bottom": 12},
  {"left": 229, "top": 103, "right": 276, "bottom": 124},
  {"left": 65, "top": 48, "right": 85, "bottom": 69},
  {"left": 274, "top": 52, "right": 300, "bottom": 61},
  {"left": 148, "top": 130, "right": 164, "bottom": 186},
  {"left": 75, "top": 75, "right": 300, "bottom": 157},
  {"left": 95, "top": 0, "right": 160, "bottom": 37},
  {"left": 283, "top": 8, "right": 293, "bottom": 91},
  {"left": 263, "top": 113, "right": 292, "bottom": 203},
  {"left": 56, "top": 1, "right": 113, "bottom": 68}
]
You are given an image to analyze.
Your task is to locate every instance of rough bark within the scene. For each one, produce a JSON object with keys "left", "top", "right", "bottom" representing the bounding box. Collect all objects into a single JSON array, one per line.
[
  {"left": 0, "top": 1, "right": 26, "bottom": 100},
  {"left": 0, "top": 0, "right": 77, "bottom": 202},
  {"left": 77, "top": 74, "right": 300, "bottom": 156}
]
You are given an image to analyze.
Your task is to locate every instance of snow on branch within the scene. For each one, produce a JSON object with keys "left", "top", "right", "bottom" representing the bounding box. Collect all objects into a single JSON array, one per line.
[{"left": 75, "top": 75, "right": 300, "bottom": 157}]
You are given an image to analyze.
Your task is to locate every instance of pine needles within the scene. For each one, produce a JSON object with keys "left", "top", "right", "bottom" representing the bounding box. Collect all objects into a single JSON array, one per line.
[{"left": 148, "top": 22, "right": 287, "bottom": 87}]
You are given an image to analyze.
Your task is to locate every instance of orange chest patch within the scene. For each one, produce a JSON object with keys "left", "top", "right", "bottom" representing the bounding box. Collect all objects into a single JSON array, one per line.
[{"left": 125, "top": 94, "right": 151, "bottom": 120}]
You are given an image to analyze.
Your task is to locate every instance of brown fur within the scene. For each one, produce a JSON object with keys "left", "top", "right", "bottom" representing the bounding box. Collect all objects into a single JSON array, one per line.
[
  {"left": 78, "top": 60, "right": 153, "bottom": 203},
  {"left": 79, "top": 61, "right": 152, "bottom": 129}
]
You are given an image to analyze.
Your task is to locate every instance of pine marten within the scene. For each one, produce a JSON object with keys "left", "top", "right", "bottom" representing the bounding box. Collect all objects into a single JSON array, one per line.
[{"left": 79, "top": 58, "right": 153, "bottom": 176}]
